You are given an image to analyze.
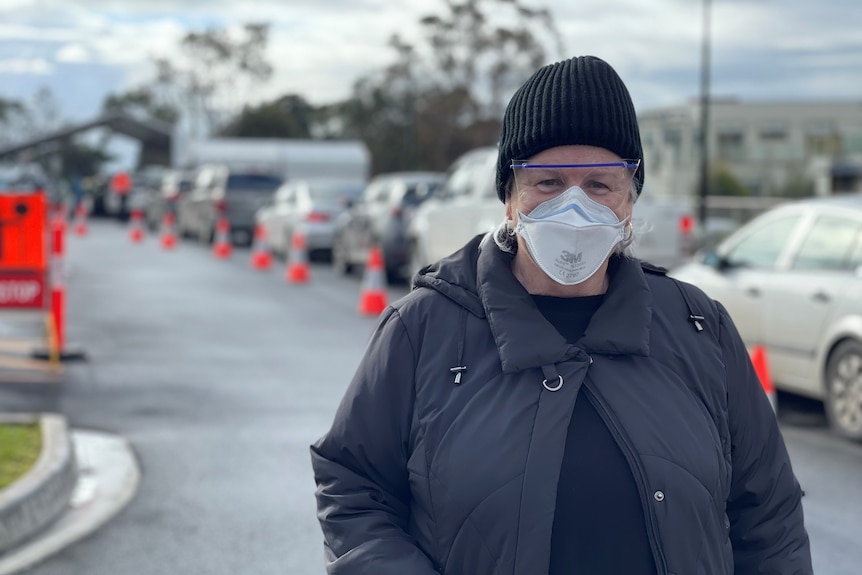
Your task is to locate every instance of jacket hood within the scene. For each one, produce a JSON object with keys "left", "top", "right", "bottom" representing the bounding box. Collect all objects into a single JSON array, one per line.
[{"left": 413, "top": 234, "right": 653, "bottom": 374}]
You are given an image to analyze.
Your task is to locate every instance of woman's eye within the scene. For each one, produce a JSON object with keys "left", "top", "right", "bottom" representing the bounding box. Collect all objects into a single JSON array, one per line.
[
  {"left": 585, "top": 180, "right": 611, "bottom": 192},
  {"left": 536, "top": 179, "right": 564, "bottom": 191}
]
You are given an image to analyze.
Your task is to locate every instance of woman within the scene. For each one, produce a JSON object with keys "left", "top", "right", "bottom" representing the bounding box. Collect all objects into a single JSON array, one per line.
[{"left": 311, "top": 55, "right": 812, "bottom": 574}]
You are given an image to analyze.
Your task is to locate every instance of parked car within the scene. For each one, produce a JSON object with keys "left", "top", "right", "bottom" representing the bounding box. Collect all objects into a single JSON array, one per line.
[
  {"left": 255, "top": 178, "right": 365, "bottom": 260},
  {"left": 103, "top": 166, "right": 166, "bottom": 221},
  {"left": 629, "top": 197, "right": 698, "bottom": 269},
  {"left": 670, "top": 195, "right": 862, "bottom": 440},
  {"left": 128, "top": 165, "right": 167, "bottom": 220},
  {"left": 406, "top": 147, "right": 501, "bottom": 276},
  {"left": 177, "top": 165, "right": 283, "bottom": 246},
  {"left": 144, "top": 169, "right": 195, "bottom": 231},
  {"left": 331, "top": 171, "right": 446, "bottom": 283}
]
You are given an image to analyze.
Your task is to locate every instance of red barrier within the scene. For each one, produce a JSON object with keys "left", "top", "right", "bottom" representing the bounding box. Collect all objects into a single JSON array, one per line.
[
  {"left": 50, "top": 216, "right": 66, "bottom": 352},
  {"left": 0, "top": 191, "right": 48, "bottom": 311},
  {"left": 73, "top": 202, "right": 88, "bottom": 237}
]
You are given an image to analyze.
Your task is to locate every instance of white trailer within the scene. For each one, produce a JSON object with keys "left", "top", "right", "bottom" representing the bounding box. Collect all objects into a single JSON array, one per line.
[{"left": 174, "top": 137, "right": 371, "bottom": 182}]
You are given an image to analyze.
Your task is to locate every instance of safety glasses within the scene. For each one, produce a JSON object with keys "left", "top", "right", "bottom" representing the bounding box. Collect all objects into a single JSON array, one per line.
[{"left": 510, "top": 160, "right": 640, "bottom": 203}]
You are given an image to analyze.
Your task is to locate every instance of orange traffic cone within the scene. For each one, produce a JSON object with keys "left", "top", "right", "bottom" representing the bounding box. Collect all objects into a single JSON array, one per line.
[
  {"left": 750, "top": 345, "right": 777, "bottom": 412},
  {"left": 129, "top": 208, "right": 145, "bottom": 243},
  {"left": 212, "top": 216, "right": 233, "bottom": 259},
  {"left": 73, "top": 202, "right": 88, "bottom": 237},
  {"left": 286, "top": 228, "right": 310, "bottom": 283},
  {"left": 250, "top": 224, "right": 273, "bottom": 270},
  {"left": 359, "top": 245, "right": 388, "bottom": 315},
  {"left": 160, "top": 212, "right": 178, "bottom": 250}
]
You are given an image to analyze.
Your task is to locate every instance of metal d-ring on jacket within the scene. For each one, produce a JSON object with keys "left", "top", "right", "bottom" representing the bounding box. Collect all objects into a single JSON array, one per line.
[{"left": 310, "top": 233, "right": 812, "bottom": 575}]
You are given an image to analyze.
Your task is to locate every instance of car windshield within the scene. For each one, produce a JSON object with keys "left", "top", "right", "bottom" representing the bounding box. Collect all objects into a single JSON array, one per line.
[
  {"left": 309, "top": 182, "right": 365, "bottom": 202},
  {"left": 226, "top": 174, "right": 283, "bottom": 193},
  {"left": 402, "top": 182, "right": 441, "bottom": 206}
]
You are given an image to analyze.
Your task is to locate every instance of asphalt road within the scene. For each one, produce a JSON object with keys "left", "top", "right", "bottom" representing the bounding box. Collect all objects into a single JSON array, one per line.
[{"left": 1, "top": 219, "right": 860, "bottom": 575}]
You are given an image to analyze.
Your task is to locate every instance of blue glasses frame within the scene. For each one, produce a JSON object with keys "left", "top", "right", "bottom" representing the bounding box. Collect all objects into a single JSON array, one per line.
[{"left": 510, "top": 160, "right": 641, "bottom": 171}]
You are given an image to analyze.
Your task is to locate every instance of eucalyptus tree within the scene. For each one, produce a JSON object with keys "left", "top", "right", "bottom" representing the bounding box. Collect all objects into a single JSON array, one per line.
[{"left": 329, "top": 0, "right": 564, "bottom": 174}]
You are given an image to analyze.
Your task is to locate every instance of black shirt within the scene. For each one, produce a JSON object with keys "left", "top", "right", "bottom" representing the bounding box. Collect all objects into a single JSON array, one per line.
[{"left": 532, "top": 294, "right": 657, "bottom": 575}]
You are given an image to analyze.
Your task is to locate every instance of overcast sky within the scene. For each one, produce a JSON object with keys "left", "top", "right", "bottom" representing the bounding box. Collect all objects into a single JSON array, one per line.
[{"left": 1, "top": 0, "right": 861, "bottom": 125}]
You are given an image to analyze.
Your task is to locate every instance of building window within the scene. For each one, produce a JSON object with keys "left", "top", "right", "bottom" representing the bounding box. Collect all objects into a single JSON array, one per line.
[
  {"left": 717, "top": 132, "right": 745, "bottom": 162},
  {"left": 760, "top": 122, "right": 787, "bottom": 141},
  {"left": 844, "top": 133, "right": 862, "bottom": 154},
  {"left": 663, "top": 128, "right": 682, "bottom": 162},
  {"left": 807, "top": 133, "right": 842, "bottom": 156}
]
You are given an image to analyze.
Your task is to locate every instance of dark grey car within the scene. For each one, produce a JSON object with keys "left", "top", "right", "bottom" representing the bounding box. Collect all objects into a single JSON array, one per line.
[
  {"left": 331, "top": 171, "right": 445, "bottom": 283},
  {"left": 177, "top": 165, "right": 283, "bottom": 246}
]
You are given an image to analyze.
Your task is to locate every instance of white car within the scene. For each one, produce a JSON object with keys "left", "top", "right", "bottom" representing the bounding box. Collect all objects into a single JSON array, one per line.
[
  {"left": 255, "top": 179, "right": 365, "bottom": 260},
  {"left": 406, "top": 147, "right": 504, "bottom": 276},
  {"left": 670, "top": 195, "right": 862, "bottom": 440}
]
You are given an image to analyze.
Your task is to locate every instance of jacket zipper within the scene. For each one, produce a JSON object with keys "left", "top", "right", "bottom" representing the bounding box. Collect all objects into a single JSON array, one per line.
[{"left": 583, "top": 383, "right": 669, "bottom": 575}]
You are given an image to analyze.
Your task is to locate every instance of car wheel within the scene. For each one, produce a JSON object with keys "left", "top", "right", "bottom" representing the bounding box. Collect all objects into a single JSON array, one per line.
[
  {"left": 332, "top": 236, "right": 353, "bottom": 275},
  {"left": 824, "top": 339, "right": 862, "bottom": 441}
]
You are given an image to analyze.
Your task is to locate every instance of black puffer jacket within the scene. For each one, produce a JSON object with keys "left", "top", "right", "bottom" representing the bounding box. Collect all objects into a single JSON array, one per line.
[{"left": 311, "top": 234, "right": 812, "bottom": 575}]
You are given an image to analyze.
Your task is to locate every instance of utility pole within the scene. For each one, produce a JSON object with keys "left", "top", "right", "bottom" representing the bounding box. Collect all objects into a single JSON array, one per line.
[{"left": 698, "top": 0, "right": 712, "bottom": 227}]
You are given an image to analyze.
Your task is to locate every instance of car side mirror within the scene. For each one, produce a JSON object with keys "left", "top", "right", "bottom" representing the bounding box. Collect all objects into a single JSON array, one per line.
[{"left": 701, "top": 250, "right": 733, "bottom": 271}]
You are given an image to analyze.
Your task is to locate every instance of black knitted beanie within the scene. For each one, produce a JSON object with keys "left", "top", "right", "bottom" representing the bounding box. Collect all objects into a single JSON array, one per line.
[{"left": 495, "top": 55, "right": 644, "bottom": 202}]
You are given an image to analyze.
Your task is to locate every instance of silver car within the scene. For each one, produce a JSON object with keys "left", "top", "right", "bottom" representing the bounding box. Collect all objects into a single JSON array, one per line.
[
  {"left": 256, "top": 179, "right": 365, "bottom": 260},
  {"left": 670, "top": 195, "right": 862, "bottom": 440},
  {"left": 332, "top": 171, "right": 446, "bottom": 283}
]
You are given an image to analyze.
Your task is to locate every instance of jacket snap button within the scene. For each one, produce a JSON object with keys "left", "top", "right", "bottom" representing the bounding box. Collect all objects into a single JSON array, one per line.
[{"left": 653, "top": 490, "right": 665, "bottom": 502}]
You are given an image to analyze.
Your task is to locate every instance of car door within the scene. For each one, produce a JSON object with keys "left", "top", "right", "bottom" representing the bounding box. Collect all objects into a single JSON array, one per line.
[
  {"left": 710, "top": 212, "right": 805, "bottom": 348},
  {"left": 182, "top": 169, "right": 213, "bottom": 238},
  {"left": 351, "top": 179, "right": 387, "bottom": 264},
  {"left": 423, "top": 152, "right": 495, "bottom": 262},
  {"left": 258, "top": 185, "right": 285, "bottom": 254},
  {"left": 272, "top": 185, "right": 297, "bottom": 254},
  {"left": 763, "top": 211, "right": 862, "bottom": 394},
  {"left": 467, "top": 155, "right": 505, "bottom": 241}
]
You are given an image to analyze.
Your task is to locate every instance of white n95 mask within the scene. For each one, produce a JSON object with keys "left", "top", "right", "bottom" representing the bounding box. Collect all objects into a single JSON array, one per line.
[{"left": 515, "top": 186, "right": 629, "bottom": 285}]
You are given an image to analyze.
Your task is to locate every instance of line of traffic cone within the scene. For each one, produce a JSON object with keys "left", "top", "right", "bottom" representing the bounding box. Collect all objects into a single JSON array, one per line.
[
  {"left": 358, "top": 245, "right": 388, "bottom": 315},
  {"left": 129, "top": 209, "right": 145, "bottom": 243},
  {"left": 286, "top": 228, "right": 310, "bottom": 283},
  {"left": 212, "top": 216, "right": 233, "bottom": 259},
  {"left": 73, "top": 202, "right": 88, "bottom": 237},
  {"left": 160, "top": 212, "right": 178, "bottom": 250},
  {"left": 250, "top": 224, "right": 273, "bottom": 271},
  {"left": 750, "top": 344, "right": 777, "bottom": 412}
]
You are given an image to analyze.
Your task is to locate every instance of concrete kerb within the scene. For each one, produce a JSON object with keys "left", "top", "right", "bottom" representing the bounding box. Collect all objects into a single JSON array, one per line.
[
  {"left": 0, "top": 428, "right": 140, "bottom": 575},
  {"left": 0, "top": 413, "right": 77, "bottom": 555}
]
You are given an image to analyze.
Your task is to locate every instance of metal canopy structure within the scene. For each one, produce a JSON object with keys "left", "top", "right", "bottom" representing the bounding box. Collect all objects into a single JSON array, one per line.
[{"left": 0, "top": 113, "right": 173, "bottom": 166}]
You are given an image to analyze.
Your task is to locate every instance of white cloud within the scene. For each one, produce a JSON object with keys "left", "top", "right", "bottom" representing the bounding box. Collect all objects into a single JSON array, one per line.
[
  {"left": 0, "top": 58, "right": 53, "bottom": 75},
  {"left": 56, "top": 43, "right": 90, "bottom": 63},
  {"left": 0, "top": 23, "right": 80, "bottom": 42},
  {"left": 0, "top": 0, "right": 860, "bottom": 121}
]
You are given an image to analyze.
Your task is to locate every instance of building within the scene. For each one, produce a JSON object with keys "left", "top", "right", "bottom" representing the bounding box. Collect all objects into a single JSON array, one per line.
[{"left": 639, "top": 100, "right": 862, "bottom": 201}]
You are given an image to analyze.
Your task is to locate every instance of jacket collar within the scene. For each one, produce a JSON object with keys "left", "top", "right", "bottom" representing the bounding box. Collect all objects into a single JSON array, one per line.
[{"left": 476, "top": 236, "right": 652, "bottom": 374}]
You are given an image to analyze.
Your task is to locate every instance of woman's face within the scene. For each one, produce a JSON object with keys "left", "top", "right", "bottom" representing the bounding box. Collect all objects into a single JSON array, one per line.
[{"left": 505, "top": 145, "right": 635, "bottom": 224}]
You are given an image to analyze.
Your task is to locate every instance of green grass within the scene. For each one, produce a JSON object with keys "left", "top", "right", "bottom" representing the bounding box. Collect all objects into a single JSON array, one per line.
[{"left": 0, "top": 423, "right": 42, "bottom": 490}]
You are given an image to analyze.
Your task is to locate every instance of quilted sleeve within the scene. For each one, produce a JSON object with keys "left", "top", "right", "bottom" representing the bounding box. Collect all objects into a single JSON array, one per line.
[{"left": 310, "top": 307, "right": 438, "bottom": 574}]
